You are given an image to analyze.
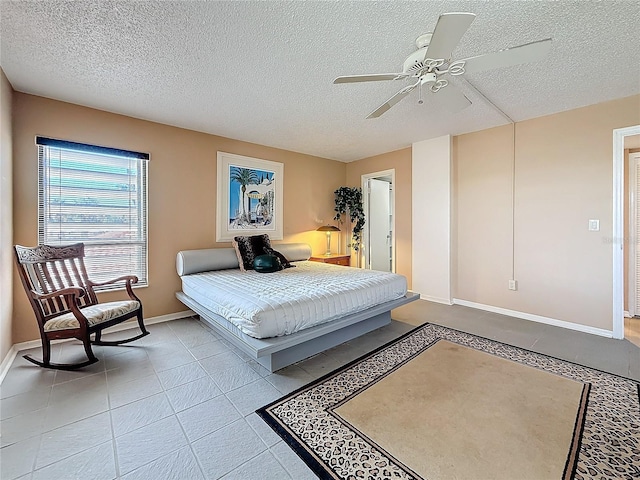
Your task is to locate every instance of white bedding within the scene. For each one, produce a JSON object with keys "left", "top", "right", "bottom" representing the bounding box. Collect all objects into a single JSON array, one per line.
[{"left": 180, "top": 261, "right": 407, "bottom": 339}]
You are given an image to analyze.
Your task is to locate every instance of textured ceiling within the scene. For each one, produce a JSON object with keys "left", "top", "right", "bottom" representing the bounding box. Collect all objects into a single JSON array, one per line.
[{"left": 1, "top": 1, "right": 639, "bottom": 162}]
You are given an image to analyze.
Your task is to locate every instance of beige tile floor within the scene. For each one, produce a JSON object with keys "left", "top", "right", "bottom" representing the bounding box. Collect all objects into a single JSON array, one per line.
[{"left": 1, "top": 300, "right": 638, "bottom": 479}]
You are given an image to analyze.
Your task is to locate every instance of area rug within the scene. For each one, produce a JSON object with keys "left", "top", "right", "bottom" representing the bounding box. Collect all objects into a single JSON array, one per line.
[{"left": 257, "top": 323, "right": 640, "bottom": 480}]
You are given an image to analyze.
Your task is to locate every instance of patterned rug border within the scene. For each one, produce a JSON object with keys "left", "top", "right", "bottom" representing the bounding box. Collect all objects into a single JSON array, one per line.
[{"left": 256, "top": 323, "right": 640, "bottom": 480}]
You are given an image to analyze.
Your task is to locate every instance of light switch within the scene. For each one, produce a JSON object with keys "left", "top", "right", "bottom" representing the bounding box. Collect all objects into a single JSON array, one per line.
[{"left": 588, "top": 219, "right": 600, "bottom": 231}]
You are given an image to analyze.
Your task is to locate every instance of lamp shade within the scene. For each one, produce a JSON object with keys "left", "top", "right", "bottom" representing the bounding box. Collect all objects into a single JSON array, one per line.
[{"left": 316, "top": 225, "right": 340, "bottom": 232}]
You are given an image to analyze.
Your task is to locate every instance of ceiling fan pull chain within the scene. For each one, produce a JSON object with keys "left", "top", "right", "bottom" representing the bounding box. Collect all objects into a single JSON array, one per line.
[{"left": 418, "top": 82, "right": 424, "bottom": 104}]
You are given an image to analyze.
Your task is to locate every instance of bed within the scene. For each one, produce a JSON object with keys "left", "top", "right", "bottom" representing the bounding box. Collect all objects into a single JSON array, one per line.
[{"left": 176, "top": 243, "right": 419, "bottom": 372}]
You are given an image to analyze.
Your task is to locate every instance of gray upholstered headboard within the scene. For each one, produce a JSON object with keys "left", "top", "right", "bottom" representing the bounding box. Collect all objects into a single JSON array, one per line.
[{"left": 176, "top": 243, "right": 312, "bottom": 276}]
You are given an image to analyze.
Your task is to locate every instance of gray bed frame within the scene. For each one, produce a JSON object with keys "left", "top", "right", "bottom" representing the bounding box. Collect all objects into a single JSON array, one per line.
[{"left": 176, "top": 243, "right": 419, "bottom": 372}]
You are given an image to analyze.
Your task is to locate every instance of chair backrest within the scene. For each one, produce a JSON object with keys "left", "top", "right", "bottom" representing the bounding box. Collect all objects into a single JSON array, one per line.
[{"left": 14, "top": 243, "right": 99, "bottom": 324}]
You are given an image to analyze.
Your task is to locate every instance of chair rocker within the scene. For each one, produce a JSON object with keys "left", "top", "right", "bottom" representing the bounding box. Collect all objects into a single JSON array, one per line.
[{"left": 14, "top": 243, "right": 149, "bottom": 370}]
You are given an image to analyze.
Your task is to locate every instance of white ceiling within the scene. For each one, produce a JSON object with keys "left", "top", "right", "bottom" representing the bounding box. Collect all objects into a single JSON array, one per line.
[{"left": 1, "top": 1, "right": 639, "bottom": 162}]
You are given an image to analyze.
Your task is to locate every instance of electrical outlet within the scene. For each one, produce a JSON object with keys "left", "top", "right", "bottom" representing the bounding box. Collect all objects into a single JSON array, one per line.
[{"left": 508, "top": 280, "right": 518, "bottom": 291}]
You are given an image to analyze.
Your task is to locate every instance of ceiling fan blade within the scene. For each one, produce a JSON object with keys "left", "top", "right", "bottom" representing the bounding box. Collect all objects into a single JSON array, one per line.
[
  {"left": 459, "top": 38, "right": 552, "bottom": 74},
  {"left": 366, "top": 81, "right": 420, "bottom": 119},
  {"left": 431, "top": 82, "right": 472, "bottom": 113},
  {"left": 425, "top": 12, "right": 476, "bottom": 61},
  {"left": 334, "top": 73, "right": 407, "bottom": 84}
]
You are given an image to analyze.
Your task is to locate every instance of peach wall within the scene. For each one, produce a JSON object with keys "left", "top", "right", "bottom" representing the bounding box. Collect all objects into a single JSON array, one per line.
[
  {"left": 453, "top": 124, "right": 515, "bottom": 305},
  {"left": 455, "top": 95, "right": 640, "bottom": 331},
  {"left": 10, "top": 90, "right": 640, "bottom": 344},
  {"left": 1, "top": 69, "right": 13, "bottom": 361},
  {"left": 12, "top": 93, "right": 346, "bottom": 344},
  {"left": 346, "top": 148, "right": 412, "bottom": 288}
]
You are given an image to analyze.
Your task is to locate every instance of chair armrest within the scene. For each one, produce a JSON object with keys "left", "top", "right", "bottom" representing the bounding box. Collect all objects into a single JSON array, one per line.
[
  {"left": 34, "top": 287, "right": 91, "bottom": 330},
  {"left": 87, "top": 275, "right": 140, "bottom": 302},
  {"left": 31, "top": 287, "right": 86, "bottom": 300},
  {"left": 87, "top": 275, "right": 138, "bottom": 287}
]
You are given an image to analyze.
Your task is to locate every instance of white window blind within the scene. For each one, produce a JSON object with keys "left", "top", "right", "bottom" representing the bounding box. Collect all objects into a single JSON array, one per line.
[{"left": 36, "top": 137, "right": 149, "bottom": 290}]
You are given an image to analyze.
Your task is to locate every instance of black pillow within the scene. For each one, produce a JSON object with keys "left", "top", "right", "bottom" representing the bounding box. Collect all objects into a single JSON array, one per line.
[
  {"left": 232, "top": 234, "right": 271, "bottom": 271},
  {"left": 263, "top": 246, "right": 295, "bottom": 269}
]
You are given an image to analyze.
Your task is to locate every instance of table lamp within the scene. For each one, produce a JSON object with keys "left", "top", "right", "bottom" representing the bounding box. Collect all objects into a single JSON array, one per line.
[{"left": 316, "top": 225, "right": 340, "bottom": 255}]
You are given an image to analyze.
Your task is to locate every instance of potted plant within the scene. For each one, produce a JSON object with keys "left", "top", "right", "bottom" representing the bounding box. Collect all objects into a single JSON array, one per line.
[{"left": 334, "top": 187, "right": 365, "bottom": 262}]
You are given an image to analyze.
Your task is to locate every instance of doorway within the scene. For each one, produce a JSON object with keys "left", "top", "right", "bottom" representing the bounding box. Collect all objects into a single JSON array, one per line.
[
  {"left": 613, "top": 125, "right": 640, "bottom": 339},
  {"left": 362, "top": 169, "right": 395, "bottom": 272},
  {"left": 625, "top": 147, "right": 640, "bottom": 346}
]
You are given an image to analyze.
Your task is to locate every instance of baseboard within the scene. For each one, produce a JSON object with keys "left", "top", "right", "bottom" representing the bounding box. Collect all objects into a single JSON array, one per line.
[
  {"left": 0, "top": 309, "right": 194, "bottom": 385},
  {"left": 420, "top": 294, "right": 453, "bottom": 306},
  {"left": 452, "top": 299, "right": 614, "bottom": 338},
  {"left": 0, "top": 345, "right": 18, "bottom": 386},
  {"left": 624, "top": 310, "right": 632, "bottom": 318}
]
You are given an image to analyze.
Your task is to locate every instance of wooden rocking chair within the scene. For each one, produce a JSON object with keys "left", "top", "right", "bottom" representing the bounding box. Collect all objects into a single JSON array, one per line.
[{"left": 14, "top": 243, "right": 149, "bottom": 370}]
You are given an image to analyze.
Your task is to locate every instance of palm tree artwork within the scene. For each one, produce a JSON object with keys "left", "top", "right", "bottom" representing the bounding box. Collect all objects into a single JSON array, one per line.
[{"left": 230, "top": 167, "right": 259, "bottom": 225}]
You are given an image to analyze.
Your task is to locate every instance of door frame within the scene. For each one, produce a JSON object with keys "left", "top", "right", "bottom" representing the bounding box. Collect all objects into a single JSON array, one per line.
[
  {"left": 613, "top": 125, "right": 640, "bottom": 339},
  {"left": 361, "top": 169, "right": 396, "bottom": 272}
]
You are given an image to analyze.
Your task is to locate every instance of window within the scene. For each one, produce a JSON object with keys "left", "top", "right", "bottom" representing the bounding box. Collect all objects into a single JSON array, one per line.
[{"left": 37, "top": 137, "right": 149, "bottom": 290}]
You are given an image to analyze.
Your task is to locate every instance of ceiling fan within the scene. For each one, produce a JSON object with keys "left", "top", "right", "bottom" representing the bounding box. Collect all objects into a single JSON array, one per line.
[{"left": 334, "top": 12, "right": 552, "bottom": 119}]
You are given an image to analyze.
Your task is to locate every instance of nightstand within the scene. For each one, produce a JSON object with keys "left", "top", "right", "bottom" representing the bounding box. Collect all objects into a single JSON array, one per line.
[{"left": 309, "top": 254, "right": 351, "bottom": 267}]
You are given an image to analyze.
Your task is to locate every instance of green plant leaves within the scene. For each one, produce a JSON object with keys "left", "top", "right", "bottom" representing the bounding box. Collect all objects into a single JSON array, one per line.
[{"left": 333, "top": 187, "right": 365, "bottom": 251}]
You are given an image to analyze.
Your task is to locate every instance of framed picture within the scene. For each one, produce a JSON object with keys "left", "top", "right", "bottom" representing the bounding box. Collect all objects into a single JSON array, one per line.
[{"left": 216, "top": 152, "right": 284, "bottom": 242}]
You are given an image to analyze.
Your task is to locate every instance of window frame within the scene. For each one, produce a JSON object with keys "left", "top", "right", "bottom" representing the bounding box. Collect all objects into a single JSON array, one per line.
[{"left": 36, "top": 136, "right": 149, "bottom": 291}]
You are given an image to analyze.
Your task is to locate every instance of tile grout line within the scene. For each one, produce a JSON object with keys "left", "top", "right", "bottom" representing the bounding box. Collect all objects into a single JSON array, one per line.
[
  {"left": 110, "top": 323, "right": 184, "bottom": 478},
  {"left": 105, "top": 344, "right": 135, "bottom": 480},
  {"left": 171, "top": 326, "right": 233, "bottom": 480}
]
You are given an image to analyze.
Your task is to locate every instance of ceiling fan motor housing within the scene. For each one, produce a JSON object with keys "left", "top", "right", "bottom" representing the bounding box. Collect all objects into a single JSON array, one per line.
[
  {"left": 403, "top": 48, "right": 433, "bottom": 74},
  {"left": 402, "top": 48, "right": 446, "bottom": 76}
]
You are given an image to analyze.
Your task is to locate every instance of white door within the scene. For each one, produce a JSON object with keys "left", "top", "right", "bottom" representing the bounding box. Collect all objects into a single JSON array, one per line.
[{"left": 368, "top": 178, "right": 391, "bottom": 272}]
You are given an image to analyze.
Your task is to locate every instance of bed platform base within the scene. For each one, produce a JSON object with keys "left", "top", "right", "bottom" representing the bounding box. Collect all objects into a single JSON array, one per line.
[{"left": 176, "top": 291, "right": 419, "bottom": 372}]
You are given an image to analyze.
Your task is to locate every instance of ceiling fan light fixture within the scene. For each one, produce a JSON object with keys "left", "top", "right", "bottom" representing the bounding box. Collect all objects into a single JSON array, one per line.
[{"left": 420, "top": 72, "right": 437, "bottom": 85}]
